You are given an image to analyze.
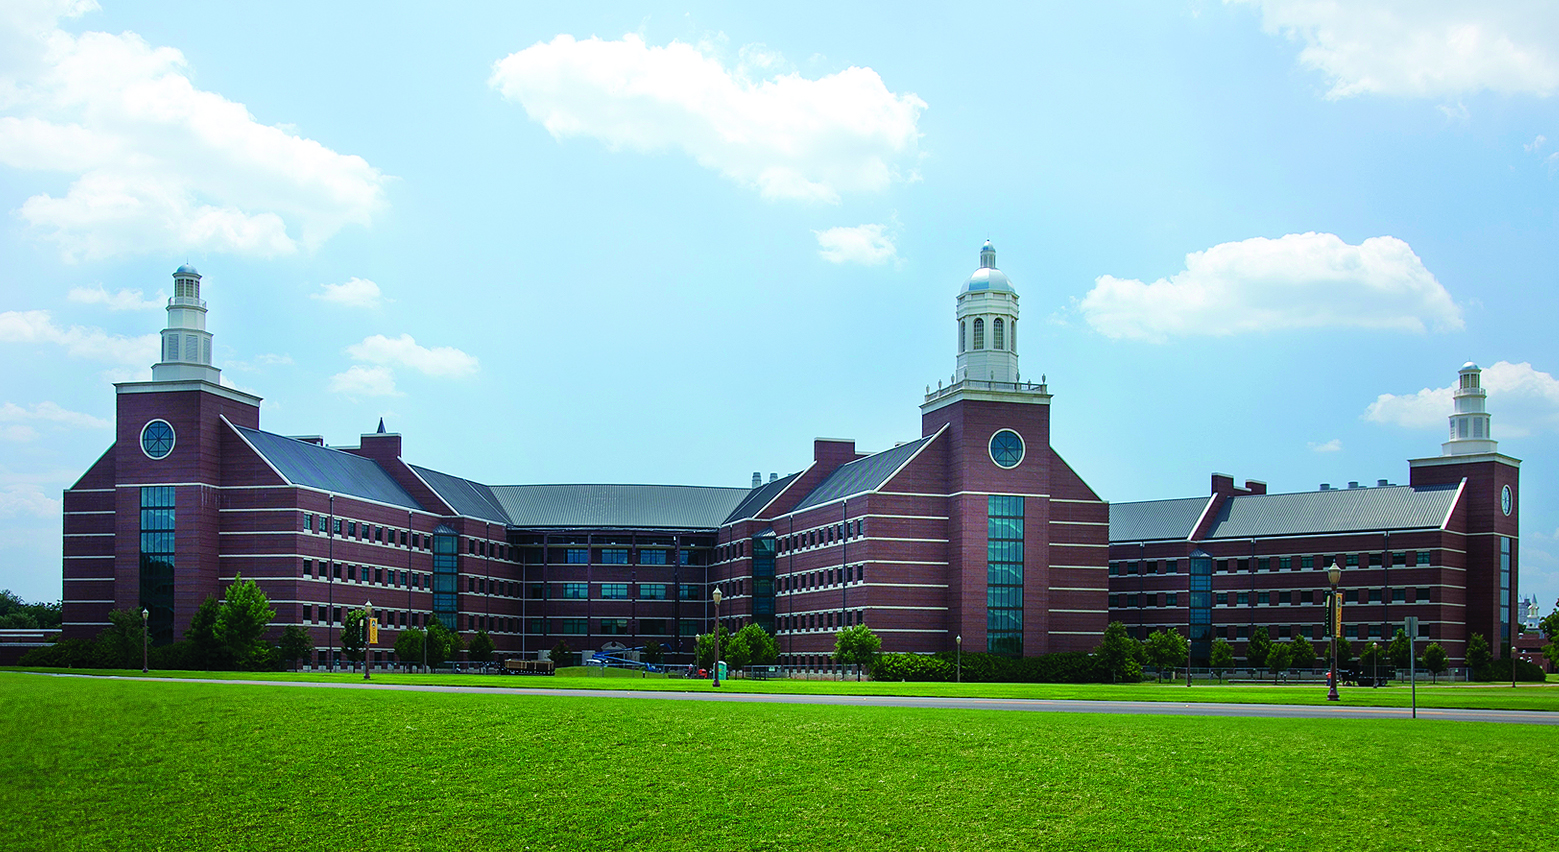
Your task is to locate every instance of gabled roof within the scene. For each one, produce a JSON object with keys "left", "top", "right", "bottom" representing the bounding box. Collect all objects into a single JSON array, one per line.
[
  {"left": 410, "top": 464, "right": 508, "bottom": 524},
  {"left": 1110, "top": 497, "right": 1210, "bottom": 542},
  {"left": 232, "top": 426, "right": 424, "bottom": 510},
  {"left": 724, "top": 472, "right": 800, "bottom": 523},
  {"left": 489, "top": 484, "right": 751, "bottom": 529},
  {"left": 1204, "top": 484, "right": 1461, "bottom": 539},
  {"left": 791, "top": 435, "right": 934, "bottom": 513}
]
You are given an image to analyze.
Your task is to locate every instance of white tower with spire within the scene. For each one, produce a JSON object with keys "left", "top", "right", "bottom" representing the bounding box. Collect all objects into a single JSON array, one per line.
[
  {"left": 955, "top": 240, "right": 1021, "bottom": 384},
  {"left": 1443, "top": 362, "right": 1497, "bottom": 456},
  {"left": 152, "top": 264, "right": 221, "bottom": 384}
]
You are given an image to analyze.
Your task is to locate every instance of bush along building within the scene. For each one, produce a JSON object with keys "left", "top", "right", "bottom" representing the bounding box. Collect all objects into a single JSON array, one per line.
[
  {"left": 1107, "top": 361, "right": 1520, "bottom": 667},
  {"left": 60, "top": 243, "right": 1110, "bottom": 669}
]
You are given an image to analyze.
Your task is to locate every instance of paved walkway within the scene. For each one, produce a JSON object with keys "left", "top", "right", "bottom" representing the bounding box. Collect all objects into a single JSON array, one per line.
[{"left": 38, "top": 672, "right": 1558, "bottom": 725}]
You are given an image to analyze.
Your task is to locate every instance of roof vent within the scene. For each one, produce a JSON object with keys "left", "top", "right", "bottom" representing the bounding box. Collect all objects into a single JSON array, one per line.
[
  {"left": 752, "top": 472, "right": 762, "bottom": 488},
  {"left": 1348, "top": 481, "right": 1360, "bottom": 489},
  {"left": 1320, "top": 483, "right": 1331, "bottom": 491},
  {"left": 1377, "top": 479, "right": 1389, "bottom": 487},
  {"left": 769, "top": 473, "right": 778, "bottom": 483}
]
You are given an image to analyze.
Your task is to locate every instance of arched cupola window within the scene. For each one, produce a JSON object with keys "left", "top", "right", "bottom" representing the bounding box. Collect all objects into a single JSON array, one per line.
[
  {"left": 993, "top": 318, "right": 1004, "bottom": 350},
  {"left": 959, "top": 321, "right": 966, "bottom": 353},
  {"left": 973, "top": 318, "right": 985, "bottom": 350}
]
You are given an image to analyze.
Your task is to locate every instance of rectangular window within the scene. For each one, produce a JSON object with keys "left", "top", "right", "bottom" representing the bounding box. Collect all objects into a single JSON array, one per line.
[
  {"left": 986, "top": 496, "right": 1024, "bottom": 657},
  {"left": 526, "top": 618, "right": 547, "bottom": 634},
  {"left": 1166, "top": 559, "right": 1178, "bottom": 574},
  {"left": 680, "top": 584, "right": 700, "bottom": 600},
  {"left": 601, "top": 583, "right": 629, "bottom": 600},
  {"left": 1418, "top": 587, "right": 1431, "bottom": 602},
  {"left": 1258, "top": 592, "right": 1270, "bottom": 605},
  {"left": 304, "top": 513, "right": 314, "bottom": 532},
  {"left": 640, "top": 583, "right": 667, "bottom": 600},
  {"left": 1279, "top": 591, "right": 1291, "bottom": 604},
  {"left": 639, "top": 550, "right": 667, "bottom": 565},
  {"left": 639, "top": 619, "right": 667, "bottom": 635},
  {"left": 1215, "top": 592, "right": 1228, "bottom": 605},
  {"left": 1237, "top": 592, "right": 1249, "bottom": 605},
  {"left": 1393, "top": 588, "right": 1406, "bottom": 603},
  {"left": 560, "top": 618, "right": 587, "bottom": 635},
  {"left": 600, "top": 549, "right": 629, "bottom": 565},
  {"left": 563, "top": 583, "right": 588, "bottom": 599},
  {"left": 1346, "top": 554, "right": 1359, "bottom": 567},
  {"left": 1127, "top": 594, "right": 1139, "bottom": 608},
  {"left": 680, "top": 621, "right": 700, "bottom": 636},
  {"left": 529, "top": 583, "right": 545, "bottom": 599},
  {"left": 1280, "top": 557, "right": 1292, "bottom": 570},
  {"left": 1167, "top": 593, "right": 1178, "bottom": 606},
  {"left": 1300, "top": 590, "right": 1313, "bottom": 604},
  {"left": 600, "top": 618, "right": 629, "bottom": 635},
  {"left": 1417, "top": 551, "right": 1431, "bottom": 567},
  {"left": 1301, "top": 556, "right": 1314, "bottom": 570},
  {"left": 566, "top": 548, "right": 588, "bottom": 564}
]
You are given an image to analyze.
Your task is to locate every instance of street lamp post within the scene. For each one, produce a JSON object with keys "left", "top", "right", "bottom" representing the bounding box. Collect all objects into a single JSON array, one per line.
[
  {"left": 364, "top": 600, "right": 372, "bottom": 681},
  {"left": 141, "top": 607, "right": 149, "bottom": 674},
  {"left": 1327, "top": 561, "right": 1341, "bottom": 702},
  {"left": 711, "top": 587, "right": 723, "bottom": 687},
  {"left": 956, "top": 634, "right": 962, "bottom": 684}
]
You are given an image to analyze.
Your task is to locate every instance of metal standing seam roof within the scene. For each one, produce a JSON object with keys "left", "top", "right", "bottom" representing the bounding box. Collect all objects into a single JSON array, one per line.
[
  {"left": 724, "top": 472, "right": 801, "bottom": 523},
  {"left": 790, "top": 435, "right": 935, "bottom": 513},
  {"left": 1204, "top": 484, "right": 1462, "bottom": 539},
  {"left": 1109, "top": 497, "right": 1211, "bottom": 542},
  {"left": 409, "top": 464, "right": 509, "bottom": 524},
  {"left": 488, "top": 484, "right": 752, "bottom": 529},
  {"left": 232, "top": 426, "right": 425, "bottom": 511}
]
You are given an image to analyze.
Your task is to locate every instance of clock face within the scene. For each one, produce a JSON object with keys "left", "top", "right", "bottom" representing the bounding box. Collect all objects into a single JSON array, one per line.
[
  {"left": 1501, "top": 484, "right": 1513, "bottom": 516},
  {"left": 140, "top": 419, "right": 175, "bottom": 460},
  {"left": 988, "top": 429, "right": 1025, "bottom": 469}
]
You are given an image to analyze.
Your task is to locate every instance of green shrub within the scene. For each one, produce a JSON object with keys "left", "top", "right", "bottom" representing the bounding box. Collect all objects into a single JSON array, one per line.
[
  {"left": 872, "top": 653, "right": 953, "bottom": 682},
  {"left": 871, "top": 650, "right": 1114, "bottom": 683},
  {"left": 1472, "top": 657, "right": 1547, "bottom": 682}
]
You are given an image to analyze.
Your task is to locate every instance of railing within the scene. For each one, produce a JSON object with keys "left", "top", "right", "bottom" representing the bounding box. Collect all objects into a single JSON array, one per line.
[{"left": 924, "top": 378, "right": 1048, "bottom": 403}]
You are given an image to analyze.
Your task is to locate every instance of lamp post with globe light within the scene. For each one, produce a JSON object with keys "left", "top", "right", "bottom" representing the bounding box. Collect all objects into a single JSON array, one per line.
[
  {"left": 141, "top": 607, "right": 149, "bottom": 674},
  {"left": 1327, "top": 561, "right": 1342, "bottom": 701},
  {"left": 711, "top": 587, "right": 722, "bottom": 687},
  {"left": 956, "top": 634, "right": 962, "bottom": 684}
]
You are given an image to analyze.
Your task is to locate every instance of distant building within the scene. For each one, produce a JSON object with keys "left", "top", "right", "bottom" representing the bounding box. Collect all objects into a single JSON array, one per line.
[
  {"left": 61, "top": 244, "right": 1109, "bottom": 667},
  {"left": 1108, "top": 362, "right": 1521, "bottom": 665}
]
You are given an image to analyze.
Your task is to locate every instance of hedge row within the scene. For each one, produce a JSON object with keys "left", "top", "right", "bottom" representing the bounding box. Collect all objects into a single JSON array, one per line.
[{"left": 871, "top": 650, "right": 1114, "bottom": 683}]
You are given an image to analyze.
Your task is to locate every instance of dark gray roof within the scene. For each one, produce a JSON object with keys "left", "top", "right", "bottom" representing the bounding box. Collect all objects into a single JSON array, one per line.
[
  {"left": 489, "top": 484, "right": 751, "bottom": 529},
  {"left": 1110, "top": 497, "right": 1210, "bottom": 542},
  {"left": 724, "top": 472, "right": 800, "bottom": 523},
  {"left": 791, "top": 436, "right": 934, "bottom": 513},
  {"left": 233, "top": 426, "right": 424, "bottom": 510},
  {"left": 410, "top": 464, "right": 508, "bottom": 524},
  {"left": 1205, "top": 484, "right": 1461, "bottom": 539}
]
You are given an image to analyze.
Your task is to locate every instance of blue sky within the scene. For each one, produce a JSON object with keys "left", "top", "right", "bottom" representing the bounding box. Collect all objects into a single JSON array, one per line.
[{"left": 2, "top": 1, "right": 1557, "bottom": 615}]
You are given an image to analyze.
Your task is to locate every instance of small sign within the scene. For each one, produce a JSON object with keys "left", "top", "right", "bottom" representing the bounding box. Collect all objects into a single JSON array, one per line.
[
  {"left": 1333, "top": 597, "right": 1344, "bottom": 639},
  {"left": 368, "top": 617, "right": 379, "bottom": 644},
  {"left": 1404, "top": 616, "right": 1418, "bottom": 640}
]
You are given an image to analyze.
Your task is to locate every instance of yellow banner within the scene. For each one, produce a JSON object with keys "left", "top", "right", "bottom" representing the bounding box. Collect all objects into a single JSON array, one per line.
[
  {"left": 368, "top": 618, "right": 379, "bottom": 645},
  {"left": 1333, "top": 598, "right": 1343, "bottom": 639}
]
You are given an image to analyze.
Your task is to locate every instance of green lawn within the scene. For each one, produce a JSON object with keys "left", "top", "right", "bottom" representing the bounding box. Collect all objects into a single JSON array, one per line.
[
  {"left": 7, "top": 665, "right": 1557, "bottom": 711},
  {"left": 0, "top": 673, "right": 1553, "bottom": 851}
]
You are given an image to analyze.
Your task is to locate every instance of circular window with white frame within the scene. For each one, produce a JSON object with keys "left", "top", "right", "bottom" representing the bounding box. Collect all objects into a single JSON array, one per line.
[
  {"left": 140, "top": 419, "right": 176, "bottom": 460},
  {"left": 988, "top": 428, "right": 1025, "bottom": 469}
]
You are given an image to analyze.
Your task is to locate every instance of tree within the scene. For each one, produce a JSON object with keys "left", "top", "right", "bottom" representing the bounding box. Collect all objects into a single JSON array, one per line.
[
  {"left": 426, "top": 618, "right": 462, "bottom": 669},
  {"left": 1288, "top": 635, "right": 1317, "bottom": 671},
  {"left": 1467, "top": 632, "right": 1492, "bottom": 671},
  {"left": 1209, "top": 637, "right": 1235, "bottom": 683},
  {"left": 1094, "top": 621, "right": 1147, "bottom": 683},
  {"left": 215, "top": 574, "right": 275, "bottom": 669},
  {"left": 468, "top": 630, "right": 495, "bottom": 664},
  {"left": 833, "top": 625, "right": 882, "bottom": 681},
  {"left": 395, "top": 628, "right": 426, "bottom": 672},
  {"left": 1540, "top": 601, "right": 1559, "bottom": 674},
  {"left": 1387, "top": 628, "right": 1412, "bottom": 672},
  {"left": 340, "top": 609, "right": 366, "bottom": 669},
  {"left": 548, "top": 639, "right": 573, "bottom": 669},
  {"left": 737, "top": 623, "right": 779, "bottom": 666},
  {"left": 641, "top": 641, "right": 664, "bottom": 666},
  {"left": 0, "top": 589, "right": 61, "bottom": 629},
  {"left": 1334, "top": 636, "right": 1354, "bottom": 667},
  {"left": 1144, "top": 628, "right": 1188, "bottom": 682},
  {"left": 1247, "top": 626, "right": 1272, "bottom": 679},
  {"left": 695, "top": 624, "right": 733, "bottom": 670},
  {"left": 1266, "top": 642, "right": 1291, "bottom": 679},
  {"left": 102, "top": 608, "right": 148, "bottom": 669},
  {"left": 1422, "top": 642, "right": 1449, "bottom": 683},
  {"left": 185, "top": 595, "right": 222, "bottom": 669},
  {"left": 278, "top": 625, "right": 312, "bottom": 671}
]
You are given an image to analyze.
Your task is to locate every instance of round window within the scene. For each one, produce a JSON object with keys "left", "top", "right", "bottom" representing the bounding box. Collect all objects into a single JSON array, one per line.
[
  {"left": 140, "top": 419, "right": 175, "bottom": 459},
  {"left": 988, "top": 429, "right": 1024, "bottom": 469},
  {"left": 1501, "top": 484, "right": 1513, "bottom": 517}
]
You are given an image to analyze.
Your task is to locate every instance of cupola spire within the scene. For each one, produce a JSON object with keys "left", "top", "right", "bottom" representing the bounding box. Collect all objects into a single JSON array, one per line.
[{"left": 151, "top": 264, "right": 221, "bottom": 384}]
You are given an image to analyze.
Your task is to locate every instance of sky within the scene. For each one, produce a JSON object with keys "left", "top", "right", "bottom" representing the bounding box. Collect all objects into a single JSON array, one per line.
[{"left": 1, "top": 0, "right": 1557, "bottom": 615}]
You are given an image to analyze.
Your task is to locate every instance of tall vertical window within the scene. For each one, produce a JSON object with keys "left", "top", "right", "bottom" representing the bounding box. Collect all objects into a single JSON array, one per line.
[
  {"left": 1501, "top": 536, "right": 1513, "bottom": 646},
  {"left": 986, "top": 496, "right": 1023, "bottom": 656},
  {"left": 973, "top": 318, "right": 985, "bottom": 350},
  {"left": 139, "top": 486, "right": 176, "bottom": 645},
  {"left": 752, "top": 533, "right": 776, "bottom": 634},
  {"left": 1188, "top": 551, "right": 1213, "bottom": 664},
  {"left": 993, "top": 318, "right": 1004, "bottom": 350},
  {"left": 959, "top": 321, "right": 966, "bottom": 353},
  {"left": 432, "top": 526, "right": 458, "bottom": 633}
]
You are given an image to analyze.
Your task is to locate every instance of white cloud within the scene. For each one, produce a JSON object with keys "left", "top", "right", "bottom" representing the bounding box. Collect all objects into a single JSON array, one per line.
[
  {"left": 1079, "top": 232, "right": 1462, "bottom": 343},
  {"left": 1527, "top": 135, "right": 1548, "bottom": 153},
  {"left": 0, "top": 483, "right": 58, "bottom": 518},
  {"left": 327, "top": 365, "right": 401, "bottom": 398},
  {"left": 0, "top": 400, "right": 108, "bottom": 430},
  {"left": 490, "top": 34, "right": 925, "bottom": 203},
  {"left": 0, "top": 308, "right": 157, "bottom": 365},
  {"left": 1231, "top": 0, "right": 1559, "bottom": 99},
  {"left": 67, "top": 283, "right": 162, "bottom": 310},
  {"left": 814, "top": 223, "right": 897, "bottom": 265},
  {"left": 1365, "top": 361, "right": 1559, "bottom": 437},
  {"left": 1309, "top": 438, "right": 1342, "bottom": 453},
  {"left": 0, "top": 1, "right": 387, "bottom": 261},
  {"left": 311, "top": 277, "right": 383, "bottom": 308},
  {"left": 345, "top": 333, "right": 478, "bottom": 378}
]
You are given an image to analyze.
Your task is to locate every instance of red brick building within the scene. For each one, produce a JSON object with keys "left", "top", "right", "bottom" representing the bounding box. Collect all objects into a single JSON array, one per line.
[{"left": 61, "top": 245, "right": 1110, "bottom": 668}]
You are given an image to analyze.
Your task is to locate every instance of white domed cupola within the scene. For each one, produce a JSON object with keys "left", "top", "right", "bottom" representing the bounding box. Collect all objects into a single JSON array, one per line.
[
  {"left": 152, "top": 264, "right": 222, "bottom": 384},
  {"left": 956, "top": 240, "right": 1020, "bottom": 383},
  {"left": 1442, "top": 361, "right": 1497, "bottom": 456}
]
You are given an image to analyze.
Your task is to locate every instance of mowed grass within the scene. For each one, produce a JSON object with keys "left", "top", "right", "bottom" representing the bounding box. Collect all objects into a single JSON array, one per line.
[
  {"left": 7, "top": 665, "right": 1558, "bottom": 711},
  {"left": 1, "top": 673, "right": 1555, "bottom": 852}
]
